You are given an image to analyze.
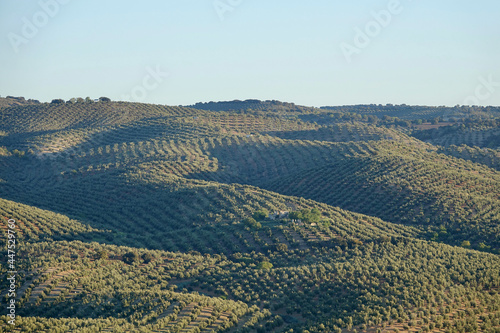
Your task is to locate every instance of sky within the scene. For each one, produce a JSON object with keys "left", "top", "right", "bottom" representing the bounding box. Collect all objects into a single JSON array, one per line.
[{"left": 0, "top": 0, "right": 499, "bottom": 107}]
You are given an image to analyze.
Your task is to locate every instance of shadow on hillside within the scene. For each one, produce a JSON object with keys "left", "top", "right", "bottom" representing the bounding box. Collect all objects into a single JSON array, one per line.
[{"left": 262, "top": 127, "right": 398, "bottom": 143}]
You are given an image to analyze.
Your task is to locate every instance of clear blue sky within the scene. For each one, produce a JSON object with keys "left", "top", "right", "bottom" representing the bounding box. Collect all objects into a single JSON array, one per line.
[{"left": 1, "top": 0, "right": 499, "bottom": 107}]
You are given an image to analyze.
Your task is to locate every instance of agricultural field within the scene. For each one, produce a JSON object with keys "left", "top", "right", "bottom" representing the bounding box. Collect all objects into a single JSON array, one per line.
[{"left": 1, "top": 98, "right": 500, "bottom": 332}]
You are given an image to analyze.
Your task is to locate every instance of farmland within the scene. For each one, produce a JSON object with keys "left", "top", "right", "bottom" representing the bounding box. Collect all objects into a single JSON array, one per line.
[{"left": 1, "top": 98, "right": 500, "bottom": 332}]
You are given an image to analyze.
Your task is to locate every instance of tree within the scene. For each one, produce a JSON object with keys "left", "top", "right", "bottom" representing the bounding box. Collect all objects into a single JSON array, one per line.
[
  {"left": 51, "top": 99, "right": 64, "bottom": 104},
  {"left": 289, "top": 211, "right": 302, "bottom": 220},
  {"left": 95, "top": 250, "right": 108, "bottom": 260},
  {"left": 306, "top": 208, "right": 321, "bottom": 223},
  {"left": 478, "top": 242, "right": 490, "bottom": 251},
  {"left": 142, "top": 253, "right": 154, "bottom": 263},
  {"left": 244, "top": 217, "right": 261, "bottom": 229},
  {"left": 257, "top": 261, "right": 273, "bottom": 270},
  {"left": 123, "top": 251, "right": 140, "bottom": 264},
  {"left": 99, "top": 97, "right": 111, "bottom": 102},
  {"left": 275, "top": 243, "right": 288, "bottom": 252},
  {"left": 347, "top": 316, "right": 353, "bottom": 329},
  {"left": 253, "top": 209, "right": 269, "bottom": 221},
  {"left": 291, "top": 208, "right": 321, "bottom": 223},
  {"left": 12, "top": 149, "right": 25, "bottom": 157}
]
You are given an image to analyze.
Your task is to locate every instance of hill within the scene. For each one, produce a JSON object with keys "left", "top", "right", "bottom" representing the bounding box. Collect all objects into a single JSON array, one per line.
[
  {"left": 321, "top": 104, "right": 500, "bottom": 121},
  {"left": 187, "top": 99, "right": 316, "bottom": 113},
  {"left": 0, "top": 101, "right": 203, "bottom": 134},
  {"left": 413, "top": 118, "right": 500, "bottom": 149},
  {"left": 0, "top": 96, "right": 40, "bottom": 110},
  {"left": 260, "top": 141, "right": 500, "bottom": 250},
  {"left": 1, "top": 100, "right": 500, "bottom": 332}
]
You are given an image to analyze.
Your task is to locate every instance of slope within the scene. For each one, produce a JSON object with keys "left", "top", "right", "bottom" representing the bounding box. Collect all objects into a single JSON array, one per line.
[
  {"left": 0, "top": 101, "right": 204, "bottom": 134},
  {"left": 1, "top": 236, "right": 500, "bottom": 332},
  {"left": 2, "top": 100, "right": 500, "bottom": 333},
  {"left": 413, "top": 119, "right": 500, "bottom": 149}
]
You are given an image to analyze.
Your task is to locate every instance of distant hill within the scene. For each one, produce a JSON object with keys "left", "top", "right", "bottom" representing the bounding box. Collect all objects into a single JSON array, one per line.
[
  {"left": 413, "top": 118, "right": 500, "bottom": 149},
  {"left": 0, "top": 95, "right": 40, "bottom": 109},
  {"left": 187, "top": 99, "right": 316, "bottom": 113},
  {"left": 321, "top": 104, "right": 500, "bottom": 121},
  {"left": 0, "top": 101, "right": 203, "bottom": 133},
  {"left": 437, "top": 145, "right": 500, "bottom": 171}
]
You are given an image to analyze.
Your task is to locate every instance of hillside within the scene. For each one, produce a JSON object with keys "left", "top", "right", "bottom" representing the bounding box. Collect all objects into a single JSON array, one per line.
[
  {"left": 413, "top": 119, "right": 500, "bottom": 149},
  {"left": 321, "top": 104, "right": 500, "bottom": 121},
  {"left": 1, "top": 100, "right": 500, "bottom": 332},
  {"left": 260, "top": 143, "right": 500, "bottom": 250},
  {"left": 0, "top": 101, "right": 202, "bottom": 134}
]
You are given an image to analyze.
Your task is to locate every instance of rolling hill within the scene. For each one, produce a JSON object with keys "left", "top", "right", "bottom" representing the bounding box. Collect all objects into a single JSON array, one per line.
[{"left": 1, "top": 99, "right": 500, "bottom": 332}]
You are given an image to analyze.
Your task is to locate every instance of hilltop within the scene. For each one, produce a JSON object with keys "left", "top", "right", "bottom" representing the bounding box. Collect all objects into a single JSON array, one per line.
[
  {"left": 0, "top": 96, "right": 40, "bottom": 109},
  {"left": 187, "top": 99, "right": 317, "bottom": 113}
]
